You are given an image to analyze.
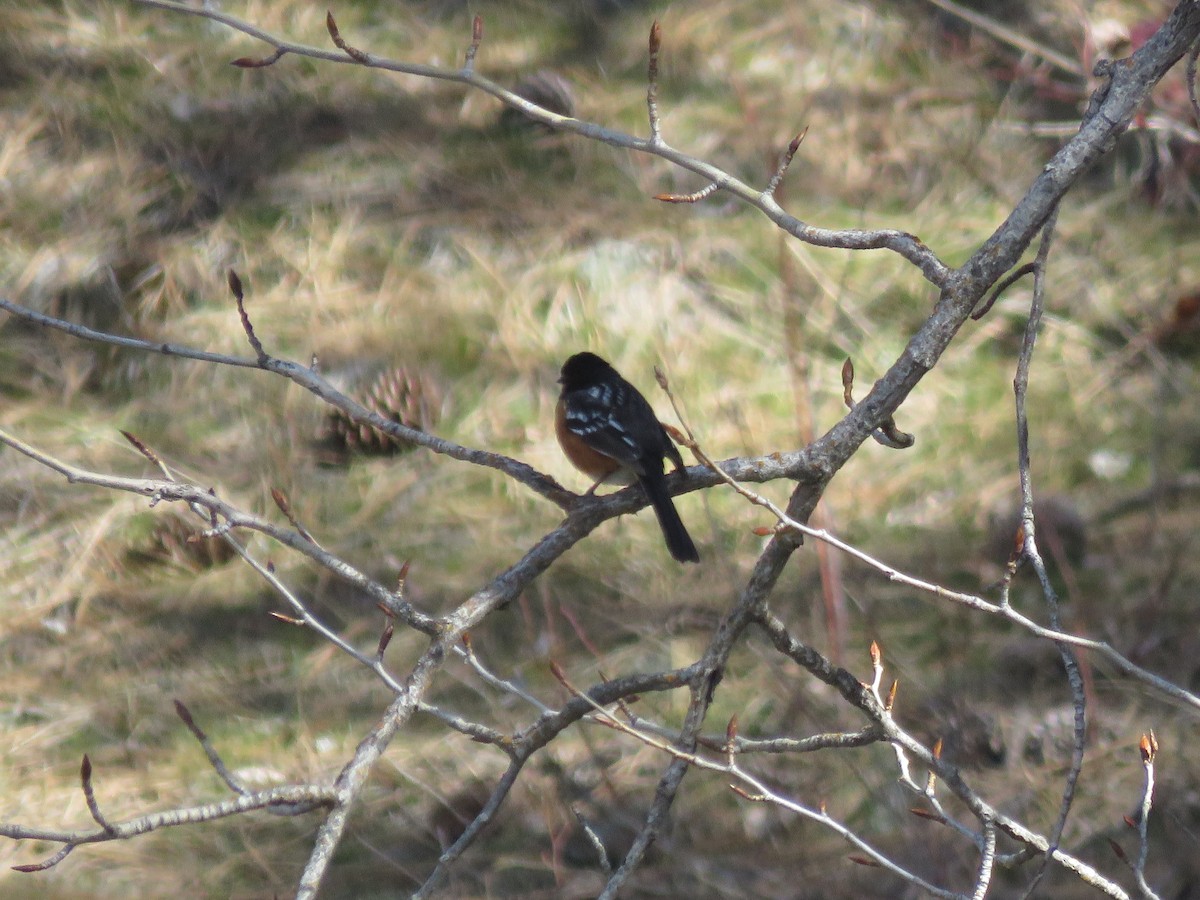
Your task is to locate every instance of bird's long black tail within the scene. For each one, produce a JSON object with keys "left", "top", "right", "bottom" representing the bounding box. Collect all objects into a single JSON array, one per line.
[{"left": 639, "top": 473, "right": 699, "bottom": 563}]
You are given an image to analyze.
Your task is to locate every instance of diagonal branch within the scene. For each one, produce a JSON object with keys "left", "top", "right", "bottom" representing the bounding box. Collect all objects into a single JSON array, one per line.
[
  {"left": 4, "top": 785, "right": 338, "bottom": 871},
  {"left": 0, "top": 295, "right": 570, "bottom": 507}
]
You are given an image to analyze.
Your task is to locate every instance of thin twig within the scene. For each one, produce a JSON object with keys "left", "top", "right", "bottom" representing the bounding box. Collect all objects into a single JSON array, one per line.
[
  {"left": 1009, "top": 208, "right": 1090, "bottom": 900},
  {"left": 559, "top": 661, "right": 971, "bottom": 899},
  {"left": 79, "top": 757, "right": 115, "bottom": 834},
  {"left": 3, "top": 784, "right": 338, "bottom": 872},
  {"left": 971, "top": 261, "right": 1036, "bottom": 320},
  {"left": 0, "top": 425, "right": 437, "bottom": 636},
  {"left": 128, "top": 0, "right": 952, "bottom": 284},
  {"left": 667, "top": 423, "right": 1200, "bottom": 713},
  {"left": 764, "top": 128, "right": 809, "bottom": 198},
  {"left": 647, "top": 20, "right": 663, "bottom": 145},
  {"left": 0, "top": 297, "right": 572, "bottom": 508},
  {"left": 1133, "top": 732, "right": 1162, "bottom": 900},
  {"left": 174, "top": 701, "right": 248, "bottom": 796},
  {"left": 756, "top": 611, "right": 1134, "bottom": 898},
  {"left": 464, "top": 15, "right": 483, "bottom": 71}
]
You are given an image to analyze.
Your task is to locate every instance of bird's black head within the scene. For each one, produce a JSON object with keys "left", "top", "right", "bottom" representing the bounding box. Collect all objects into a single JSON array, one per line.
[{"left": 559, "top": 352, "right": 617, "bottom": 390}]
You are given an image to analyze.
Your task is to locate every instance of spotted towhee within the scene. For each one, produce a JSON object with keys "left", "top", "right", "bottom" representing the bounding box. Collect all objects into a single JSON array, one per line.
[{"left": 555, "top": 352, "right": 699, "bottom": 563}]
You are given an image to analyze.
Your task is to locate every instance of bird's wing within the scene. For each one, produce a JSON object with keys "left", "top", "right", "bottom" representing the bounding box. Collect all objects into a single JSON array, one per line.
[{"left": 561, "top": 382, "right": 646, "bottom": 471}]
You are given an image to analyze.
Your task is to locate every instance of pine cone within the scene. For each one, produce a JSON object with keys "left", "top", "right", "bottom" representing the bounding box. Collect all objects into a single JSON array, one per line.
[
  {"left": 319, "top": 366, "right": 442, "bottom": 462},
  {"left": 146, "top": 511, "right": 236, "bottom": 570}
]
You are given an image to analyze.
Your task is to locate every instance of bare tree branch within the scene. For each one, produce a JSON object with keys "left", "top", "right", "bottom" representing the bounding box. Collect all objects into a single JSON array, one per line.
[{"left": 4, "top": 2, "right": 1200, "bottom": 896}]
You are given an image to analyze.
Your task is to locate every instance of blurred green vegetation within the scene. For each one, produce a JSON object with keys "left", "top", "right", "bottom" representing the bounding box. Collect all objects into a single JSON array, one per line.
[{"left": 3, "top": 0, "right": 1200, "bottom": 896}]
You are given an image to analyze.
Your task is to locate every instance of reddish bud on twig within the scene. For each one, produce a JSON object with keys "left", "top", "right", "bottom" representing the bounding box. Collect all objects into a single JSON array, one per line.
[
  {"left": 549, "top": 659, "right": 568, "bottom": 685},
  {"left": 787, "top": 128, "right": 809, "bottom": 157},
  {"left": 726, "top": 715, "right": 739, "bottom": 745},
  {"left": 465, "top": 15, "right": 483, "bottom": 68},
  {"left": 751, "top": 526, "right": 775, "bottom": 537},
  {"left": 848, "top": 855, "right": 882, "bottom": 867},
  {"left": 377, "top": 620, "right": 394, "bottom": 657},
  {"left": 461, "top": 632, "right": 473, "bottom": 651},
  {"left": 1108, "top": 837, "right": 1129, "bottom": 863},
  {"left": 548, "top": 661, "right": 585, "bottom": 700},
  {"left": 1123, "top": 814, "right": 1137, "bottom": 829},
  {"left": 269, "top": 611, "right": 305, "bottom": 625},
  {"left": 1139, "top": 730, "right": 1158, "bottom": 763},
  {"left": 120, "top": 430, "right": 156, "bottom": 462},
  {"left": 885, "top": 680, "right": 898, "bottom": 711},
  {"left": 729, "top": 784, "right": 766, "bottom": 802},
  {"left": 910, "top": 807, "right": 946, "bottom": 823},
  {"left": 173, "top": 699, "right": 200, "bottom": 734},
  {"left": 227, "top": 268, "right": 244, "bottom": 301},
  {"left": 81, "top": 754, "right": 113, "bottom": 832},
  {"left": 326, "top": 11, "right": 369, "bottom": 63},
  {"left": 662, "top": 423, "right": 688, "bottom": 446},
  {"left": 645, "top": 20, "right": 663, "bottom": 141},
  {"left": 271, "top": 488, "right": 317, "bottom": 544},
  {"left": 764, "top": 126, "right": 810, "bottom": 197},
  {"left": 12, "top": 844, "right": 75, "bottom": 872},
  {"left": 228, "top": 268, "right": 266, "bottom": 362},
  {"left": 869, "top": 640, "right": 881, "bottom": 667},
  {"left": 933, "top": 737, "right": 944, "bottom": 760},
  {"left": 231, "top": 48, "right": 286, "bottom": 68}
]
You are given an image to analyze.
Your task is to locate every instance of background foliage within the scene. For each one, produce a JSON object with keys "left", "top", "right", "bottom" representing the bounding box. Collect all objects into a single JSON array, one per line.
[{"left": 2, "top": 0, "right": 1199, "bottom": 896}]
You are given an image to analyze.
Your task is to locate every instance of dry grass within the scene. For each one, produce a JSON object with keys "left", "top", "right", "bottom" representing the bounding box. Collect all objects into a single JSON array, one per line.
[{"left": 3, "top": 0, "right": 1200, "bottom": 896}]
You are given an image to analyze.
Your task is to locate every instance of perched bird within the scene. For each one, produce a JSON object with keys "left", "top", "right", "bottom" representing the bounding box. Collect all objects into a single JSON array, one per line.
[{"left": 555, "top": 352, "right": 699, "bottom": 563}]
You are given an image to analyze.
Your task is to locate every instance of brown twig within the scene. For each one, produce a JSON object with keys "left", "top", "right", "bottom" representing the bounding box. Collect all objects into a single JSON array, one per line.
[
  {"left": 325, "top": 11, "right": 369, "bottom": 64},
  {"left": 270, "top": 486, "right": 320, "bottom": 548},
  {"left": 841, "top": 358, "right": 916, "bottom": 449},
  {"left": 231, "top": 47, "right": 286, "bottom": 68},
  {"left": 971, "top": 261, "right": 1036, "bottom": 320},
  {"left": 764, "top": 128, "right": 809, "bottom": 198},
  {"left": 1133, "top": 732, "right": 1161, "bottom": 899},
  {"left": 1008, "top": 208, "right": 1090, "bottom": 900},
  {"left": 647, "top": 20, "right": 663, "bottom": 144},
  {"left": 80, "top": 756, "right": 115, "bottom": 834},
  {"left": 226, "top": 269, "right": 268, "bottom": 363},
  {"left": 174, "top": 700, "right": 248, "bottom": 796},
  {"left": 464, "top": 15, "right": 483, "bottom": 70}
]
